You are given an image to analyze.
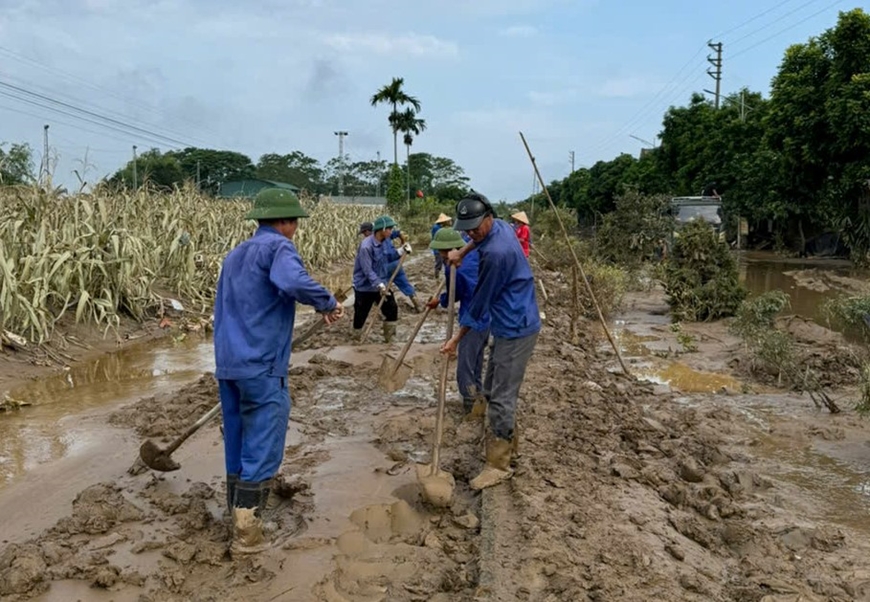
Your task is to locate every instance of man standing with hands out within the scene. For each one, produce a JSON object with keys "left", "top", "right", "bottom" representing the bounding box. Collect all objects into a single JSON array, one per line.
[{"left": 441, "top": 191, "right": 540, "bottom": 490}]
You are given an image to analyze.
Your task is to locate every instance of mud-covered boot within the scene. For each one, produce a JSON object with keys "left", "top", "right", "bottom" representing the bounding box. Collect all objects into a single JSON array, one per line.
[
  {"left": 382, "top": 322, "right": 397, "bottom": 344},
  {"left": 510, "top": 423, "right": 521, "bottom": 465},
  {"left": 231, "top": 480, "right": 269, "bottom": 556},
  {"left": 410, "top": 295, "right": 422, "bottom": 314},
  {"left": 470, "top": 435, "right": 512, "bottom": 490},
  {"left": 352, "top": 328, "right": 365, "bottom": 343}
]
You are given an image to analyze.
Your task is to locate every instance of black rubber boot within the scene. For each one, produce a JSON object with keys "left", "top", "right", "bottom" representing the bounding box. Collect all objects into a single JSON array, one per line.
[
  {"left": 226, "top": 474, "right": 239, "bottom": 517},
  {"left": 231, "top": 480, "right": 268, "bottom": 555}
]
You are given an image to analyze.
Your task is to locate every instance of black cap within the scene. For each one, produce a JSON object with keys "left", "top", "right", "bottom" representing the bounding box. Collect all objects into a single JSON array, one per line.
[
  {"left": 453, "top": 191, "right": 493, "bottom": 231},
  {"left": 359, "top": 221, "right": 373, "bottom": 234}
]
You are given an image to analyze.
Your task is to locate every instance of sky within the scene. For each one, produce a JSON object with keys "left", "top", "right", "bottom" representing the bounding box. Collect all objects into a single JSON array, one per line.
[{"left": 0, "top": 0, "right": 858, "bottom": 201}]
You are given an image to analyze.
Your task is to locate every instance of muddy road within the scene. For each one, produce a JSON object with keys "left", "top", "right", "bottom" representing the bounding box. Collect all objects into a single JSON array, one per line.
[{"left": 2, "top": 255, "right": 870, "bottom": 601}]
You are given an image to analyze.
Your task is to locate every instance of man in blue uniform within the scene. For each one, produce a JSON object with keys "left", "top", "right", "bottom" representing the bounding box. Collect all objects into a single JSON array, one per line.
[
  {"left": 214, "top": 188, "right": 344, "bottom": 554},
  {"left": 430, "top": 213, "right": 452, "bottom": 276},
  {"left": 427, "top": 227, "right": 490, "bottom": 415},
  {"left": 352, "top": 215, "right": 401, "bottom": 342},
  {"left": 361, "top": 220, "right": 419, "bottom": 313},
  {"left": 442, "top": 191, "right": 540, "bottom": 490}
]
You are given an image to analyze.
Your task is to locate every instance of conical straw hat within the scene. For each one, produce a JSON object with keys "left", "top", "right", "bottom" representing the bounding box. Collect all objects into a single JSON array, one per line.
[{"left": 511, "top": 211, "right": 529, "bottom": 225}]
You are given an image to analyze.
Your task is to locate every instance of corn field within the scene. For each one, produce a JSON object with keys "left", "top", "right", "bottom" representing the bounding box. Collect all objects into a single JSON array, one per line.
[{"left": 0, "top": 185, "right": 379, "bottom": 344}]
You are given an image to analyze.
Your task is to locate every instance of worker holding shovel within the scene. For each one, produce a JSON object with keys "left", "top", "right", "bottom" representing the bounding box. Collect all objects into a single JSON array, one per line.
[
  {"left": 352, "top": 215, "right": 402, "bottom": 343},
  {"left": 442, "top": 191, "right": 540, "bottom": 490},
  {"left": 427, "top": 227, "right": 490, "bottom": 415},
  {"left": 214, "top": 188, "right": 344, "bottom": 555},
  {"left": 359, "top": 220, "right": 420, "bottom": 312}
]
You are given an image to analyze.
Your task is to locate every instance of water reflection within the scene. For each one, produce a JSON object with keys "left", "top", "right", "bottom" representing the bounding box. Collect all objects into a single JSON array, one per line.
[{"left": 0, "top": 336, "right": 214, "bottom": 488}]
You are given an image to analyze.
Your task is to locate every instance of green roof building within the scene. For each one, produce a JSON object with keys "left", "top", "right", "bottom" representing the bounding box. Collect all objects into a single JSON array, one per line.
[{"left": 217, "top": 178, "right": 301, "bottom": 199}]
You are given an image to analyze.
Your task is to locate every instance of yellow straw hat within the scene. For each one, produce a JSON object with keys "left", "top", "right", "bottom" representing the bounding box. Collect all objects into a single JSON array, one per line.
[
  {"left": 511, "top": 211, "right": 530, "bottom": 225},
  {"left": 435, "top": 213, "right": 452, "bottom": 224}
]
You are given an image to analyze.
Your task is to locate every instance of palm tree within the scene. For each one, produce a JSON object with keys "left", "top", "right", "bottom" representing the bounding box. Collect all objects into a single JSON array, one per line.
[
  {"left": 394, "top": 108, "right": 427, "bottom": 204},
  {"left": 370, "top": 77, "right": 421, "bottom": 166}
]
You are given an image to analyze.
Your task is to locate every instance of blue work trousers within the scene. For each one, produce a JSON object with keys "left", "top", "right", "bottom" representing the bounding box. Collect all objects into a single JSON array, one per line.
[
  {"left": 219, "top": 376, "right": 290, "bottom": 483},
  {"left": 385, "top": 259, "right": 415, "bottom": 298}
]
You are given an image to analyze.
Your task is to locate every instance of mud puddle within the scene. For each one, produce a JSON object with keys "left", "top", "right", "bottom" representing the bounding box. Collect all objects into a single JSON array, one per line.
[{"left": 0, "top": 337, "right": 214, "bottom": 489}]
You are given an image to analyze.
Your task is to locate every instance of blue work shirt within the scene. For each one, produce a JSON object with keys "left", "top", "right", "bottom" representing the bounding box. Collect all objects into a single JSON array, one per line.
[
  {"left": 352, "top": 234, "right": 388, "bottom": 292},
  {"left": 439, "top": 248, "right": 489, "bottom": 332},
  {"left": 430, "top": 223, "right": 442, "bottom": 255},
  {"left": 214, "top": 225, "right": 337, "bottom": 380},
  {"left": 465, "top": 219, "right": 540, "bottom": 339}
]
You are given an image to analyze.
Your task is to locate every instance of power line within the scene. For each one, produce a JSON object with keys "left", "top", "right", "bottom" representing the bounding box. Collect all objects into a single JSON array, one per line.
[
  {"left": 0, "top": 67, "right": 214, "bottom": 148},
  {"left": 0, "top": 79, "right": 198, "bottom": 148},
  {"left": 0, "top": 44, "right": 225, "bottom": 144},
  {"left": 725, "top": 0, "right": 824, "bottom": 48},
  {"left": 729, "top": 0, "right": 848, "bottom": 58},
  {"left": 712, "top": 0, "right": 802, "bottom": 39}
]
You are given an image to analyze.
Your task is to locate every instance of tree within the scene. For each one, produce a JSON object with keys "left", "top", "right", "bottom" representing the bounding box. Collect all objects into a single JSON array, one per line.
[
  {"left": 407, "top": 153, "right": 470, "bottom": 201},
  {"left": 168, "top": 148, "right": 255, "bottom": 195},
  {"left": 394, "top": 107, "right": 427, "bottom": 204},
  {"left": 256, "top": 151, "right": 325, "bottom": 193},
  {"left": 0, "top": 143, "right": 34, "bottom": 185},
  {"left": 385, "top": 164, "right": 404, "bottom": 209},
  {"left": 109, "top": 149, "right": 184, "bottom": 190},
  {"left": 370, "top": 77, "right": 421, "bottom": 166}
]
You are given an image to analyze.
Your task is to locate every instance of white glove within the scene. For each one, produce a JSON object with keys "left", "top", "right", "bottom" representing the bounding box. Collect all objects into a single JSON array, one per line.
[
  {"left": 402, "top": 242, "right": 412, "bottom": 255},
  {"left": 378, "top": 282, "right": 387, "bottom": 296}
]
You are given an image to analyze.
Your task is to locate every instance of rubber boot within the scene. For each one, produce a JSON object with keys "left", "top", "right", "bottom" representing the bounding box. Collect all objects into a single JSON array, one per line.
[
  {"left": 352, "top": 328, "right": 364, "bottom": 343},
  {"left": 510, "top": 423, "right": 521, "bottom": 465},
  {"left": 470, "top": 435, "right": 512, "bottom": 490},
  {"left": 410, "top": 295, "right": 422, "bottom": 314},
  {"left": 383, "top": 322, "right": 397, "bottom": 344},
  {"left": 231, "top": 480, "right": 269, "bottom": 556},
  {"left": 226, "top": 474, "right": 239, "bottom": 517}
]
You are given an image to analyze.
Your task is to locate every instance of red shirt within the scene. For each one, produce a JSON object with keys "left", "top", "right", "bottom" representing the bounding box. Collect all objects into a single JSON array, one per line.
[{"left": 514, "top": 223, "right": 530, "bottom": 257}]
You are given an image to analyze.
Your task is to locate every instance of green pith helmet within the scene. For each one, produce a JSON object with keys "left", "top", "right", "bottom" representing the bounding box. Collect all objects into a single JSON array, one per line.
[
  {"left": 373, "top": 215, "right": 397, "bottom": 232},
  {"left": 429, "top": 227, "right": 464, "bottom": 250},
  {"left": 245, "top": 188, "right": 310, "bottom": 220}
]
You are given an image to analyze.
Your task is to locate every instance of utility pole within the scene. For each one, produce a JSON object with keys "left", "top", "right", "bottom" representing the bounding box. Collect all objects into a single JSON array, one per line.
[
  {"left": 334, "top": 130, "right": 348, "bottom": 196},
  {"left": 706, "top": 40, "right": 723, "bottom": 109},
  {"left": 132, "top": 145, "right": 138, "bottom": 190},
  {"left": 569, "top": 150, "right": 575, "bottom": 174},
  {"left": 196, "top": 160, "right": 201, "bottom": 192},
  {"left": 40, "top": 124, "right": 49, "bottom": 187},
  {"left": 376, "top": 150, "right": 381, "bottom": 197},
  {"left": 740, "top": 90, "right": 745, "bottom": 122}
]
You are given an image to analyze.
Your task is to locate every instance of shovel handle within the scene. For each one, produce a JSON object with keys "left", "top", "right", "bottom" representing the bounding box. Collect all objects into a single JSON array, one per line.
[
  {"left": 360, "top": 253, "right": 407, "bottom": 343},
  {"left": 389, "top": 279, "right": 446, "bottom": 378},
  {"left": 430, "top": 264, "right": 457, "bottom": 471},
  {"left": 151, "top": 304, "right": 338, "bottom": 463},
  {"left": 163, "top": 402, "right": 222, "bottom": 455}
]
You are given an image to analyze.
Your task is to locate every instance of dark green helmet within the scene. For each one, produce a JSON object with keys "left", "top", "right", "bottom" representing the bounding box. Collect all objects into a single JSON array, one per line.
[
  {"left": 373, "top": 215, "right": 397, "bottom": 231},
  {"left": 245, "top": 188, "right": 310, "bottom": 220},
  {"left": 429, "top": 227, "right": 465, "bottom": 250}
]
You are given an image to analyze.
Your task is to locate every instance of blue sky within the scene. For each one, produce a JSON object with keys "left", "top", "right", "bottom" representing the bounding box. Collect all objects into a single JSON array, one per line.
[{"left": 0, "top": 0, "right": 857, "bottom": 200}]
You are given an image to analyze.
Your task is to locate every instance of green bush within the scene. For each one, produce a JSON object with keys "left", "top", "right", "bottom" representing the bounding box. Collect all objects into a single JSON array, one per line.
[
  {"left": 663, "top": 219, "right": 746, "bottom": 322},
  {"left": 594, "top": 191, "right": 674, "bottom": 268}
]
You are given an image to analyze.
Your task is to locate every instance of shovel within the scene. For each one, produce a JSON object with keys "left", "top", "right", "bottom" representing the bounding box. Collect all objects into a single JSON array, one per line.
[
  {"left": 134, "top": 289, "right": 349, "bottom": 474},
  {"left": 359, "top": 253, "right": 407, "bottom": 344},
  {"left": 377, "top": 280, "right": 445, "bottom": 393},
  {"left": 416, "top": 264, "right": 457, "bottom": 508}
]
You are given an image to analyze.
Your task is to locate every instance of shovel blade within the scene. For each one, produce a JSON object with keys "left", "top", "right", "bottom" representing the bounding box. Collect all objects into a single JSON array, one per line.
[
  {"left": 415, "top": 463, "right": 455, "bottom": 508},
  {"left": 139, "top": 439, "right": 181, "bottom": 472},
  {"left": 377, "top": 354, "right": 413, "bottom": 393}
]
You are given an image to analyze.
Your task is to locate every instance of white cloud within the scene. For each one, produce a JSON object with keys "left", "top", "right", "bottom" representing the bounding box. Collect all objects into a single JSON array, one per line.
[
  {"left": 323, "top": 32, "right": 458, "bottom": 58},
  {"left": 500, "top": 25, "right": 538, "bottom": 37},
  {"left": 598, "top": 76, "right": 652, "bottom": 98}
]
